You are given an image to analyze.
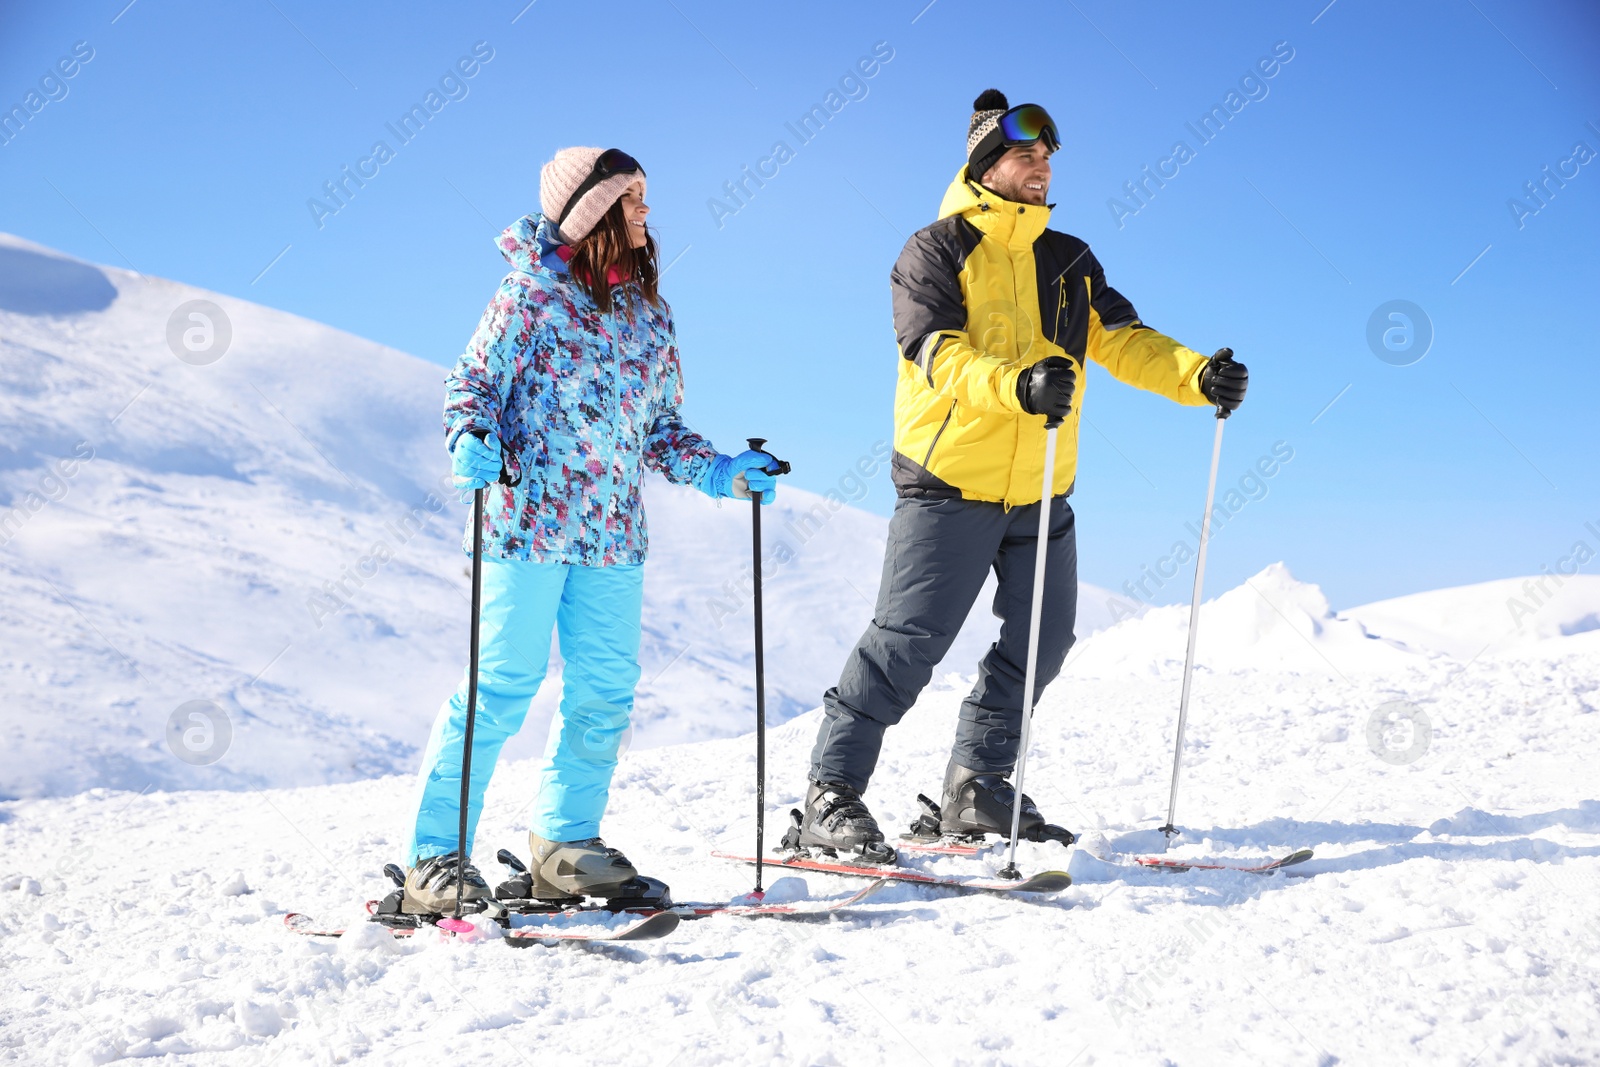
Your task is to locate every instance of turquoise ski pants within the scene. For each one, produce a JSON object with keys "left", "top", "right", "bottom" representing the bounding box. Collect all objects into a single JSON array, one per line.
[{"left": 403, "top": 557, "right": 644, "bottom": 864}]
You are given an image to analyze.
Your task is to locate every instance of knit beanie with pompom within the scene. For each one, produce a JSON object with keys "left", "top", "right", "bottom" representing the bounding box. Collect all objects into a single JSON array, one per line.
[{"left": 966, "top": 89, "right": 1010, "bottom": 182}]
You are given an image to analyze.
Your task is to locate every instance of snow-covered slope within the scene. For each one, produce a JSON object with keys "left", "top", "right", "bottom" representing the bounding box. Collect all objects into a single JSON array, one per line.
[
  {"left": 2, "top": 594, "right": 1596, "bottom": 1064},
  {"left": 0, "top": 233, "right": 1125, "bottom": 799}
]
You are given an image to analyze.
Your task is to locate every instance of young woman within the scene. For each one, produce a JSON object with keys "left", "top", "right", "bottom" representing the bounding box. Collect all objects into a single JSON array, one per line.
[{"left": 399, "top": 147, "right": 778, "bottom": 911}]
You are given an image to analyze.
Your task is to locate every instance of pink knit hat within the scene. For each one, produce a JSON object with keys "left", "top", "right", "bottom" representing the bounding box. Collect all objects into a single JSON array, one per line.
[{"left": 539, "top": 147, "right": 646, "bottom": 244}]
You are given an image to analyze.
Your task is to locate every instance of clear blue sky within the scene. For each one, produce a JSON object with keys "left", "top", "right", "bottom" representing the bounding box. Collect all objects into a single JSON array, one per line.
[{"left": 4, "top": 0, "right": 1597, "bottom": 609}]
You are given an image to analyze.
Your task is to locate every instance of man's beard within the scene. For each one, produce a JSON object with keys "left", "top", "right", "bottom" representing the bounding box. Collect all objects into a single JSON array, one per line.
[{"left": 986, "top": 175, "right": 1047, "bottom": 205}]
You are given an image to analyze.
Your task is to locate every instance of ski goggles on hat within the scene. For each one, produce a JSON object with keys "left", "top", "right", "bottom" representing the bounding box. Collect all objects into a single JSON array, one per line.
[
  {"left": 561, "top": 148, "right": 645, "bottom": 222},
  {"left": 995, "top": 104, "right": 1060, "bottom": 151}
]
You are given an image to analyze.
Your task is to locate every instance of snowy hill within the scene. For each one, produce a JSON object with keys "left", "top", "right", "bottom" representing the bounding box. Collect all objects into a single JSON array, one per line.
[
  {"left": 0, "top": 232, "right": 1127, "bottom": 799},
  {"left": 4, "top": 236, "right": 1600, "bottom": 1066}
]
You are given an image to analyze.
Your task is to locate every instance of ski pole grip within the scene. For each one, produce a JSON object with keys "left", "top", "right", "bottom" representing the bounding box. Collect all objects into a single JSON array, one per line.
[
  {"left": 747, "top": 437, "right": 792, "bottom": 477},
  {"left": 466, "top": 427, "right": 523, "bottom": 487},
  {"left": 1209, "top": 348, "right": 1234, "bottom": 421}
]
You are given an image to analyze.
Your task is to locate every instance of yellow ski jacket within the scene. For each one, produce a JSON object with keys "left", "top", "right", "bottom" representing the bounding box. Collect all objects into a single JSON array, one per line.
[{"left": 890, "top": 168, "right": 1213, "bottom": 506}]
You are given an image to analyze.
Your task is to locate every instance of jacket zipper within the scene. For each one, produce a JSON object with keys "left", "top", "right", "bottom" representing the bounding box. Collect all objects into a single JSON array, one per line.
[
  {"left": 603, "top": 298, "right": 626, "bottom": 544},
  {"left": 922, "top": 400, "right": 956, "bottom": 468}
]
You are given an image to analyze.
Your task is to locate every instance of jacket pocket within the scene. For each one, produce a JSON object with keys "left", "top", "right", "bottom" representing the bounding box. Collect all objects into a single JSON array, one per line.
[{"left": 921, "top": 400, "right": 956, "bottom": 469}]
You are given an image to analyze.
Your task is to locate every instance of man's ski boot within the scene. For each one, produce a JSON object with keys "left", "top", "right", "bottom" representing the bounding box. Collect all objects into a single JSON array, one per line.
[
  {"left": 779, "top": 782, "right": 898, "bottom": 865},
  {"left": 370, "top": 851, "right": 495, "bottom": 919},
  {"left": 909, "top": 762, "right": 1075, "bottom": 846},
  {"left": 490, "top": 835, "right": 671, "bottom": 910}
]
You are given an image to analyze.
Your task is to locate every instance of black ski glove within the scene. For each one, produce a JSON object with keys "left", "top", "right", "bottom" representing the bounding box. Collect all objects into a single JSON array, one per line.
[
  {"left": 1198, "top": 349, "right": 1248, "bottom": 414},
  {"left": 1016, "top": 356, "right": 1077, "bottom": 420}
]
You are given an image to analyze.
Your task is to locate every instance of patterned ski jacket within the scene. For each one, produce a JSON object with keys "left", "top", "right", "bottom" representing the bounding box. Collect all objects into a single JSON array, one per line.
[
  {"left": 890, "top": 169, "right": 1213, "bottom": 506},
  {"left": 443, "top": 213, "right": 719, "bottom": 565}
]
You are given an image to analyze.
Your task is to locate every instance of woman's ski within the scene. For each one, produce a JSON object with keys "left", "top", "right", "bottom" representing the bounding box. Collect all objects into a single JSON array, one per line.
[
  {"left": 282, "top": 907, "right": 679, "bottom": 943},
  {"left": 282, "top": 876, "right": 891, "bottom": 943}
]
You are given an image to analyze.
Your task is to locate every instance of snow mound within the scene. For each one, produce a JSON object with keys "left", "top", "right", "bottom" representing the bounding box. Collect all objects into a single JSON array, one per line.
[
  {"left": 1073, "top": 562, "right": 1417, "bottom": 676},
  {"left": 1347, "top": 574, "right": 1600, "bottom": 658}
]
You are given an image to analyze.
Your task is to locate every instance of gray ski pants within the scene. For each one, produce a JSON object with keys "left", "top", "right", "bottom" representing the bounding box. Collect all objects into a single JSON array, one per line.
[{"left": 807, "top": 493, "right": 1078, "bottom": 793}]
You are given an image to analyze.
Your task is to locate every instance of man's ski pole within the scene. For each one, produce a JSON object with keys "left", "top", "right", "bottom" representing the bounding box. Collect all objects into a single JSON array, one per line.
[
  {"left": 746, "top": 438, "right": 791, "bottom": 895},
  {"left": 446, "top": 484, "right": 486, "bottom": 929},
  {"left": 1159, "top": 350, "right": 1236, "bottom": 843},
  {"left": 1000, "top": 415, "right": 1062, "bottom": 881}
]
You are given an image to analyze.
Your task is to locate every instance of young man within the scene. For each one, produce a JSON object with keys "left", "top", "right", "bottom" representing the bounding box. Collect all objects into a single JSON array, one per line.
[{"left": 796, "top": 90, "right": 1249, "bottom": 862}]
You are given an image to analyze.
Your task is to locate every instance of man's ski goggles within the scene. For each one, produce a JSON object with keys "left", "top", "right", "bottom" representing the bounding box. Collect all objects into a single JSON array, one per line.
[
  {"left": 994, "top": 104, "right": 1060, "bottom": 152},
  {"left": 561, "top": 148, "right": 645, "bottom": 222}
]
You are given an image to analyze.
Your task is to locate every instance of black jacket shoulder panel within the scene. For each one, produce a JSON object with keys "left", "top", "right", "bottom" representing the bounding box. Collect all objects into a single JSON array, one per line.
[
  {"left": 1032, "top": 228, "right": 1101, "bottom": 358},
  {"left": 890, "top": 216, "right": 982, "bottom": 363},
  {"left": 1070, "top": 236, "right": 1143, "bottom": 331},
  {"left": 1035, "top": 228, "right": 1095, "bottom": 287}
]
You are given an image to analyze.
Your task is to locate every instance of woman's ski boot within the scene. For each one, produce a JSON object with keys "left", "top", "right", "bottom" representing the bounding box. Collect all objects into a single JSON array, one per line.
[
  {"left": 391, "top": 851, "right": 494, "bottom": 916},
  {"left": 490, "top": 837, "right": 671, "bottom": 909}
]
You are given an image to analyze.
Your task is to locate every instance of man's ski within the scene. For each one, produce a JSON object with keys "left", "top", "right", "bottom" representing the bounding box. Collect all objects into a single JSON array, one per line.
[
  {"left": 1131, "top": 848, "right": 1314, "bottom": 874},
  {"left": 896, "top": 835, "right": 1312, "bottom": 875},
  {"left": 897, "top": 838, "right": 986, "bottom": 857},
  {"left": 898, "top": 837, "right": 1313, "bottom": 878},
  {"left": 712, "top": 850, "right": 1070, "bottom": 895},
  {"left": 673, "top": 876, "right": 890, "bottom": 920},
  {"left": 505, "top": 910, "right": 680, "bottom": 945}
]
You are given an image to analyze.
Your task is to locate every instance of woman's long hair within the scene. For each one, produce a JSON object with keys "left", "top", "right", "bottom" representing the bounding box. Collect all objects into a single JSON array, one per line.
[{"left": 567, "top": 199, "right": 660, "bottom": 315}]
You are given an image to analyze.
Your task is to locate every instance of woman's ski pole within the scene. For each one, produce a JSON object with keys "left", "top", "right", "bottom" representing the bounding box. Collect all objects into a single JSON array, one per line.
[
  {"left": 746, "top": 438, "right": 790, "bottom": 895},
  {"left": 1159, "top": 350, "right": 1236, "bottom": 843},
  {"left": 1000, "top": 414, "right": 1063, "bottom": 881},
  {"left": 450, "top": 485, "right": 486, "bottom": 923}
]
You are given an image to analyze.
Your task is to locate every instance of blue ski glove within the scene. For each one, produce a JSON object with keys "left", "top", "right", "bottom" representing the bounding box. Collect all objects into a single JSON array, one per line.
[
  {"left": 451, "top": 430, "right": 503, "bottom": 495},
  {"left": 699, "top": 449, "right": 780, "bottom": 504}
]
